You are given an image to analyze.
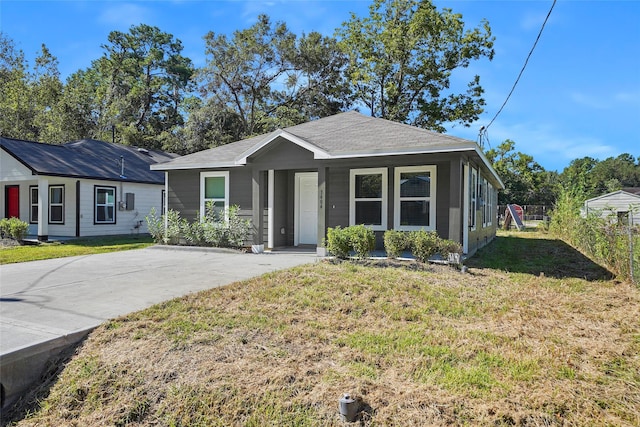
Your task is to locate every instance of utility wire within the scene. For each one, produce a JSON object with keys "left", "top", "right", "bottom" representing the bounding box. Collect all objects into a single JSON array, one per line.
[{"left": 483, "top": 0, "right": 557, "bottom": 134}]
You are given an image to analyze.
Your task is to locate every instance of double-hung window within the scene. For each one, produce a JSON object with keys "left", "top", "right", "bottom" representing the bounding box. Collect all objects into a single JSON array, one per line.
[
  {"left": 29, "top": 186, "right": 38, "bottom": 223},
  {"left": 95, "top": 186, "right": 116, "bottom": 224},
  {"left": 49, "top": 185, "right": 64, "bottom": 224},
  {"left": 201, "top": 171, "right": 229, "bottom": 221},
  {"left": 349, "top": 168, "right": 387, "bottom": 231},
  {"left": 470, "top": 167, "right": 477, "bottom": 231},
  {"left": 394, "top": 166, "right": 436, "bottom": 230}
]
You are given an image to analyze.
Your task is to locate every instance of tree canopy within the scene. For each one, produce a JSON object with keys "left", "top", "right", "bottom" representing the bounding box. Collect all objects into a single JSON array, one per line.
[{"left": 337, "top": 0, "right": 494, "bottom": 131}]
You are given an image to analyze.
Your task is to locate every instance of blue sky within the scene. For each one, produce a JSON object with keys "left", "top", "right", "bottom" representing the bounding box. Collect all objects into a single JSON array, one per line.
[{"left": 1, "top": 0, "right": 638, "bottom": 172}]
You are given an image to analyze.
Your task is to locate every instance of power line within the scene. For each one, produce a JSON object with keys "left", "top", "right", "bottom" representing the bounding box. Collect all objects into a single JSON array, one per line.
[{"left": 482, "top": 0, "right": 557, "bottom": 138}]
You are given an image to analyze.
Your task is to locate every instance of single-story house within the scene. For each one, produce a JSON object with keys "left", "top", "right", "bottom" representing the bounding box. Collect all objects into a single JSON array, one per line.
[
  {"left": 584, "top": 188, "right": 640, "bottom": 226},
  {"left": 1, "top": 137, "right": 177, "bottom": 240},
  {"left": 151, "top": 111, "right": 504, "bottom": 256}
]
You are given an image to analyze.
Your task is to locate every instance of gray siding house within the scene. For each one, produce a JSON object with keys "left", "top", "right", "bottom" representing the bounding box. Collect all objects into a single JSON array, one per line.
[{"left": 151, "top": 111, "right": 504, "bottom": 256}]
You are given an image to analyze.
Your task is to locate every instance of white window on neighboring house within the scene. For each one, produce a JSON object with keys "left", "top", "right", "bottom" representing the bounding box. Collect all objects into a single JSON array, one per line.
[
  {"left": 394, "top": 165, "right": 437, "bottom": 231},
  {"left": 201, "top": 171, "right": 229, "bottom": 221},
  {"left": 95, "top": 186, "right": 116, "bottom": 224},
  {"left": 350, "top": 168, "right": 388, "bottom": 231},
  {"left": 49, "top": 185, "right": 64, "bottom": 224},
  {"left": 29, "top": 186, "right": 38, "bottom": 223},
  {"left": 470, "top": 168, "right": 477, "bottom": 231}
]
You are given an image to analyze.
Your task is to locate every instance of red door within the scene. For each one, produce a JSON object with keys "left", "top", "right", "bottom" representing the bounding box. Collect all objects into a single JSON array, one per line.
[{"left": 5, "top": 186, "right": 19, "bottom": 218}]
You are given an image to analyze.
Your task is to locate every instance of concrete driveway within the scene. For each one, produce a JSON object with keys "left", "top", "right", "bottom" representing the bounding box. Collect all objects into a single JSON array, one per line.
[{"left": 0, "top": 246, "right": 317, "bottom": 407}]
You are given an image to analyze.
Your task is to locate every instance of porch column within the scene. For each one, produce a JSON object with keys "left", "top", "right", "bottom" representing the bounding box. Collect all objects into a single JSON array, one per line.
[
  {"left": 462, "top": 163, "right": 470, "bottom": 254},
  {"left": 252, "top": 169, "right": 264, "bottom": 246},
  {"left": 267, "top": 169, "right": 274, "bottom": 249},
  {"left": 37, "top": 177, "right": 49, "bottom": 241},
  {"left": 448, "top": 159, "right": 463, "bottom": 244},
  {"left": 317, "top": 167, "right": 328, "bottom": 256}
]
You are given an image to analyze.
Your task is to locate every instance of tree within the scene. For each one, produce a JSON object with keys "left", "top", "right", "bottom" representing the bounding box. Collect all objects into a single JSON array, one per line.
[
  {"left": 560, "top": 154, "right": 640, "bottom": 199},
  {"left": 337, "top": 0, "right": 494, "bottom": 131},
  {"left": 486, "top": 139, "right": 558, "bottom": 205},
  {"left": 196, "top": 14, "right": 350, "bottom": 144},
  {"left": 0, "top": 32, "right": 32, "bottom": 139}
]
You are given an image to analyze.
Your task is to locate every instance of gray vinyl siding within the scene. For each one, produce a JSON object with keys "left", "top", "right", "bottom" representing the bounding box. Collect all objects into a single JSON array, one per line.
[
  {"left": 167, "top": 169, "right": 199, "bottom": 221},
  {"left": 165, "top": 143, "right": 500, "bottom": 252}
]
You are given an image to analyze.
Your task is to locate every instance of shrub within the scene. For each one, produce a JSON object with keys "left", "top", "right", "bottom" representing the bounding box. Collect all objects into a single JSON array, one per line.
[
  {"left": 410, "top": 230, "right": 439, "bottom": 263},
  {"left": 384, "top": 230, "right": 410, "bottom": 259},
  {"left": 437, "top": 239, "right": 462, "bottom": 256},
  {"left": 325, "top": 226, "right": 351, "bottom": 259},
  {"left": 145, "top": 208, "right": 186, "bottom": 244},
  {"left": 145, "top": 207, "right": 164, "bottom": 243},
  {"left": 0, "top": 217, "right": 29, "bottom": 241},
  {"left": 348, "top": 224, "right": 375, "bottom": 259}
]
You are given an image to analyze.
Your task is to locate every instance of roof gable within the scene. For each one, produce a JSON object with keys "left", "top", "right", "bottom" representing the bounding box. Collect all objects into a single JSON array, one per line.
[
  {"left": 1, "top": 137, "right": 176, "bottom": 184},
  {"left": 151, "top": 111, "right": 503, "bottom": 188}
]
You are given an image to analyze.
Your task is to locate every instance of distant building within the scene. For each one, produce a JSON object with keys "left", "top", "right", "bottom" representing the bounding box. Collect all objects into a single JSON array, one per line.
[
  {"left": 1, "top": 137, "right": 177, "bottom": 240},
  {"left": 584, "top": 188, "right": 640, "bottom": 226}
]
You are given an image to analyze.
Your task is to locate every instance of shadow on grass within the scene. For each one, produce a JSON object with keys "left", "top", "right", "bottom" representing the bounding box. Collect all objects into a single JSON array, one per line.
[{"left": 465, "top": 234, "right": 614, "bottom": 281}]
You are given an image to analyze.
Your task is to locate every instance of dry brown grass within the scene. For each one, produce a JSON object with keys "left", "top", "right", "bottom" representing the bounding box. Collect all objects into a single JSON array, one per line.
[{"left": 5, "top": 233, "right": 640, "bottom": 426}]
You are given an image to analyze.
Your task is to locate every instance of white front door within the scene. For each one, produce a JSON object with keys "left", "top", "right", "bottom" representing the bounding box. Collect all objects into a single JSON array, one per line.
[{"left": 295, "top": 172, "right": 318, "bottom": 245}]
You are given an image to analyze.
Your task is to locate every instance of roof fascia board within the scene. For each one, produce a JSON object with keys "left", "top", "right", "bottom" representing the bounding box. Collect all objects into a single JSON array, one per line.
[
  {"left": 151, "top": 162, "right": 242, "bottom": 171},
  {"left": 235, "top": 130, "right": 331, "bottom": 165}
]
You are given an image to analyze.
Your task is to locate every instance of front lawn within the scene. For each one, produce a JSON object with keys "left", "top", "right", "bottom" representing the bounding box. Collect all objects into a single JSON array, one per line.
[
  {"left": 5, "top": 232, "right": 640, "bottom": 426},
  {"left": 0, "top": 235, "right": 154, "bottom": 264}
]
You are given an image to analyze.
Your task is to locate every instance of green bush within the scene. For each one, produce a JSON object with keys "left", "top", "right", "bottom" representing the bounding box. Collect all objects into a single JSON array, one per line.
[
  {"left": 147, "top": 203, "right": 251, "bottom": 249},
  {"left": 437, "top": 239, "right": 462, "bottom": 257},
  {"left": 325, "top": 226, "right": 351, "bottom": 259},
  {"left": 384, "top": 230, "right": 410, "bottom": 259},
  {"left": 348, "top": 224, "right": 375, "bottom": 259},
  {"left": 410, "top": 230, "right": 439, "bottom": 263},
  {"left": 0, "top": 217, "right": 29, "bottom": 241}
]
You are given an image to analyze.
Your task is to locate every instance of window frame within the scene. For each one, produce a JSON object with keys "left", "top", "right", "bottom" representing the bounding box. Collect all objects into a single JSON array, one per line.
[
  {"left": 393, "top": 165, "right": 437, "bottom": 231},
  {"left": 29, "top": 186, "right": 38, "bottom": 223},
  {"left": 94, "top": 186, "right": 116, "bottom": 224},
  {"left": 49, "top": 185, "right": 65, "bottom": 224},
  {"left": 200, "top": 171, "right": 230, "bottom": 222},
  {"left": 349, "top": 167, "right": 388, "bottom": 231},
  {"left": 470, "top": 167, "right": 478, "bottom": 231}
]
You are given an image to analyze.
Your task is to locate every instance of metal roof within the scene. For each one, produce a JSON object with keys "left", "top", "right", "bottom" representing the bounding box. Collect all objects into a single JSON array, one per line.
[{"left": 1, "top": 137, "right": 177, "bottom": 184}]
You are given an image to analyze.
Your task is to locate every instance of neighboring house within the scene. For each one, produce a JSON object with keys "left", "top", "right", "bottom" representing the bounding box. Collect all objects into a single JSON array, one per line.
[
  {"left": 151, "top": 111, "right": 504, "bottom": 256},
  {"left": 1, "top": 137, "right": 177, "bottom": 240},
  {"left": 584, "top": 188, "right": 640, "bottom": 226}
]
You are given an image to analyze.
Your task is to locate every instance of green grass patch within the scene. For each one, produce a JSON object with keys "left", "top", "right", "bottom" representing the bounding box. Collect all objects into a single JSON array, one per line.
[
  {"left": 0, "top": 235, "right": 154, "bottom": 264},
  {"left": 6, "top": 231, "right": 640, "bottom": 426}
]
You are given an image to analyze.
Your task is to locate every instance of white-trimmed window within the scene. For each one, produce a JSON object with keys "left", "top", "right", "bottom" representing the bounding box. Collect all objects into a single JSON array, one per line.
[
  {"left": 29, "top": 186, "right": 38, "bottom": 223},
  {"left": 95, "top": 186, "right": 116, "bottom": 224},
  {"left": 470, "top": 167, "right": 477, "bottom": 230},
  {"left": 201, "top": 171, "right": 229, "bottom": 221},
  {"left": 49, "top": 185, "right": 64, "bottom": 224},
  {"left": 349, "top": 168, "right": 387, "bottom": 231},
  {"left": 486, "top": 182, "right": 493, "bottom": 226},
  {"left": 394, "top": 165, "right": 437, "bottom": 231}
]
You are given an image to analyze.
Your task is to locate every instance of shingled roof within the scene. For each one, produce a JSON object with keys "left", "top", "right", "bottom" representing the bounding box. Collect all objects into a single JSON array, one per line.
[
  {"left": 1, "top": 137, "right": 177, "bottom": 184},
  {"left": 151, "top": 111, "right": 502, "bottom": 187}
]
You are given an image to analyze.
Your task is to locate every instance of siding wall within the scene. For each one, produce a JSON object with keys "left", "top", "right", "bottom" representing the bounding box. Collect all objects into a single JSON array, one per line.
[
  {"left": 1, "top": 176, "right": 164, "bottom": 237},
  {"left": 585, "top": 192, "right": 640, "bottom": 225},
  {"left": 165, "top": 143, "right": 501, "bottom": 252}
]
